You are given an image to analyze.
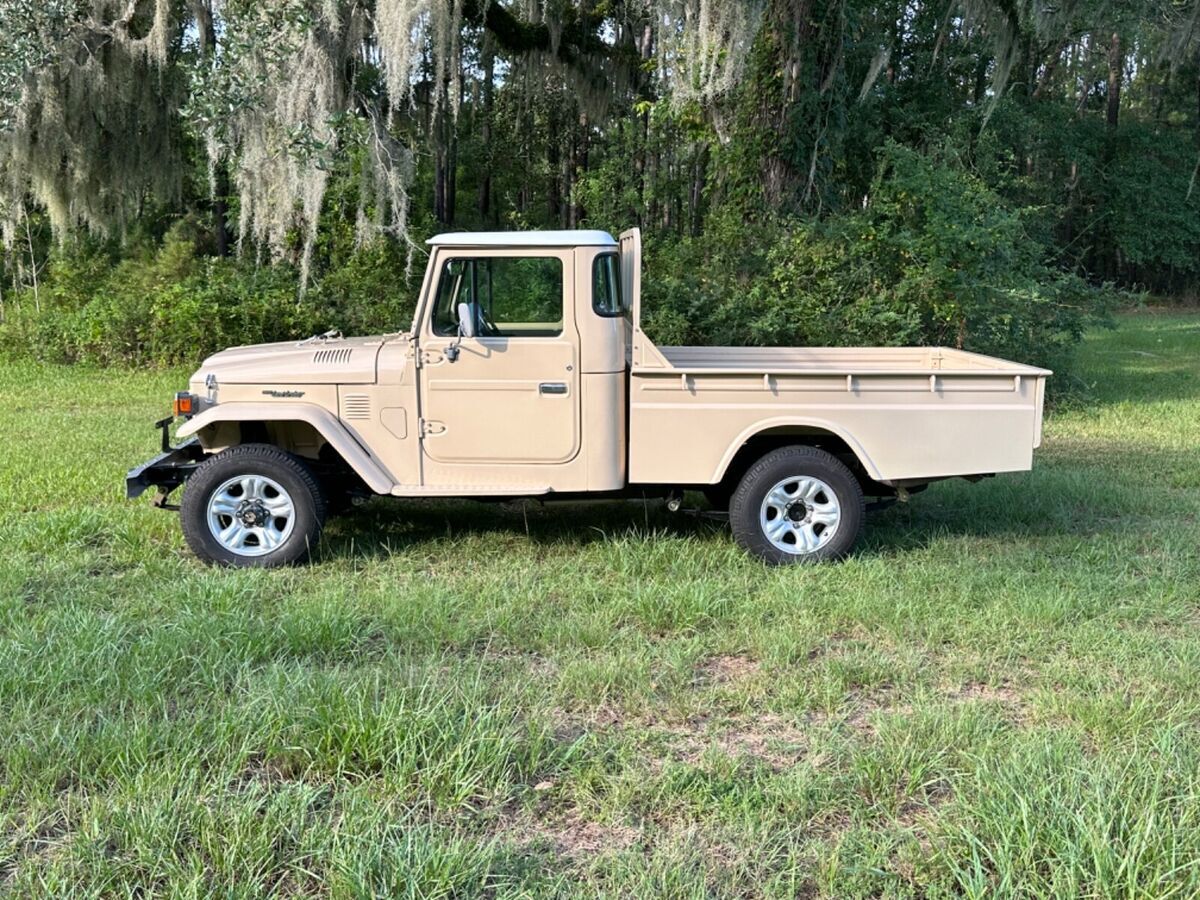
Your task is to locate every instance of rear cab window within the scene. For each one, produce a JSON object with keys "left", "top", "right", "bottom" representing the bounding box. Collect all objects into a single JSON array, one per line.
[{"left": 592, "top": 253, "right": 623, "bottom": 318}]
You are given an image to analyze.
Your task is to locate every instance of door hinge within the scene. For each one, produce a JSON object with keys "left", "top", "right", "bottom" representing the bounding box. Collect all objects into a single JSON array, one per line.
[{"left": 418, "top": 418, "right": 446, "bottom": 438}]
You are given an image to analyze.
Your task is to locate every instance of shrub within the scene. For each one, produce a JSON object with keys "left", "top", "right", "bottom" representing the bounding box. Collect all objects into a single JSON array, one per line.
[
  {"left": 642, "top": 143, "right": 1114, "bottom": 376},
  {"left": 0, "top": 221, "right": 416, "bottom": 367}
]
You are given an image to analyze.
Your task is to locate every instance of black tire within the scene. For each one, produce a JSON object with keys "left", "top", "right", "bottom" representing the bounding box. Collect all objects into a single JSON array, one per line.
[
  {"left": 729, "top": 445, "right": 864, "bottom": 564},
  {"left": 180, "top": 444, "right": 326, "bottom": 567}
]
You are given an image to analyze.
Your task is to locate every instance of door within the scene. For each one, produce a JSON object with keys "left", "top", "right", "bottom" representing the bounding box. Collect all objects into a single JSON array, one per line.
[
  {"left": 417, "top": 250, "right": 580, "bottom": 469},
  {"left": 619, "top": 228, "right": 642, "bottom": 367}
]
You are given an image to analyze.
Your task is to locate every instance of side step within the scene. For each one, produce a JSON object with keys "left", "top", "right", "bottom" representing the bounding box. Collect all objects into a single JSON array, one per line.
[{"left": 390, "top": 484, "right": 551, "bottom": 498}]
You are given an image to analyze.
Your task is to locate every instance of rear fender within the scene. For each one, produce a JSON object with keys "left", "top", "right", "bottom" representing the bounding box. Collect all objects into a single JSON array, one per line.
[
  {"left": 712, "top": 416, "right": 882, "bottom": 484},
  {"left": 177, "top": 402, "right": 395, "bottom": 494}
]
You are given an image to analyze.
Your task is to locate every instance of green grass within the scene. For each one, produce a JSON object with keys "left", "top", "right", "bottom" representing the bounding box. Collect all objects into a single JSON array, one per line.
[{"left": 2, "top": 310, "right": 1199, "bottom": 898}]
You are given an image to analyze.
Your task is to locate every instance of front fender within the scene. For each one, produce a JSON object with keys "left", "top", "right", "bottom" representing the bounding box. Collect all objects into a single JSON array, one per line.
[{"left": 177, "top": 402, "right": 395, "bottom": 494}]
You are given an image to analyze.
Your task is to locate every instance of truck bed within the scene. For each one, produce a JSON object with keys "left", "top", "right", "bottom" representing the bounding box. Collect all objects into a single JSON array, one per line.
[
  {"left": 651, "top": 344, "right": 1050, "bottom": 375},
  {"left": 627, "top": 338, "right": 1052, "bottom": 488}
]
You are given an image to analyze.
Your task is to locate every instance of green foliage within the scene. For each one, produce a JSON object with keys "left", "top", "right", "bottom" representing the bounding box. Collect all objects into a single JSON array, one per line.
[
  {"left": 643, "top": 144, "right": 1113, "bottom": 373},
  {"left": 969, "top": 98, "right": 1200, "bottom": 295},
  {"left": 1, "top": 143, "right": 1113, "bottom": 375},
  {"left": 1098, "top": 125, "right": 1200, "bottom": 285},
  {"left": 0, "top": 220, "right": 416, "bottom": 366}
]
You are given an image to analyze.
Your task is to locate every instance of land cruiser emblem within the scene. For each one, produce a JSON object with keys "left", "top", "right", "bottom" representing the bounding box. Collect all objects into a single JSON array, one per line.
[{"left": 262, "top": 389, "right": 305, "bottom": 398}]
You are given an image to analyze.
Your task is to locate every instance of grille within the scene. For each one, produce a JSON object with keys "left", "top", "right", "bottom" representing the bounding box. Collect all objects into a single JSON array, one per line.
[
  {"left": 341, "top": 394, "right": 371, "bottom": 420},
  {"left": 314, "top": 348, "right": 352, "bottom": 365}
]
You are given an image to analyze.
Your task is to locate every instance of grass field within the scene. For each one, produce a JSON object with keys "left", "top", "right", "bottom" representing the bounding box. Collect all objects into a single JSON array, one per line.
[{"left": 2, "top": 310, "right": 1199, "bottom": 898}]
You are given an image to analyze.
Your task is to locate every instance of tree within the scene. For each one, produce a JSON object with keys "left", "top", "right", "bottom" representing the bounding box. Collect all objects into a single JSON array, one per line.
[{"left": 0, "top": 0, "right": 765, "bottom": 278}]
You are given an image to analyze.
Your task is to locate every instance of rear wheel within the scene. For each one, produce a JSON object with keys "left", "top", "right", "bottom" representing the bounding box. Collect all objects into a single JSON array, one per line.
[
  {"left": 181, "top": 444, "right": 326, "bottom": 567},
  {"left": 729, "top": 445, "right": 864, "bottom": 564}
]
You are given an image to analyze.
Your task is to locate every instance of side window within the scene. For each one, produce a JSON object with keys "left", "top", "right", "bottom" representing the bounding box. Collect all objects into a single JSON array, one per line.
[
  {"left": 592, "top": 253, "right": 623, "bottom": 317},
  {"left": 432, "top": 259, "right": 469, "bottom": 336},
  {"left": 432, "top": 256, "right": 564, "bottom": 337}
]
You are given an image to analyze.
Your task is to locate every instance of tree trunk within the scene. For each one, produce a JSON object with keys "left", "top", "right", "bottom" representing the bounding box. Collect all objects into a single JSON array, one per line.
[
  {"left": 547, "top": 105, "right": 562, "bottom": 225},
  {"left": 1106, "top": 31, "right": 1122, "bottom": 129},
  {"left": 213, "top": 164, "right": 230, "bottom": 257},
  {"left": 1190, "top": 69, "right": 1200, "bottom": 202},
  {"left": 446, "top": 130, "right": 458, "bottom": 225},
  {"left": 434, "top": 87, "right": 457, "bottom": 225},
  {"left": 434, "top": 134, "right": 447, "bottom": 225},
  {"left": 689, "top": 144, "right": 708, "bottom": 236},
  {"left": 569, "top": 111, "right": 589, "bottom": 227},
  {"left": 635, "top": 22, "right": 653, "bottom": 229},
  {"left": 565, "top": 114, "right": 576, "bottom": 228},
  {"left": 1152, "top": 64, "right": 1171, "bottom": 123},
  {"left": 1032, "top": 40, "right": 1068, "bottom": 100},
  {"left": 477, "top": 44, "right": 494, "bottom": 223},
  {"left": 972, "top": 53, "right": 991, "bottom": 106},
  {"left": 887, "top": 11, "right": 900, "bottom": 85},
  {"left": 435, "top": 134, "right": 452, "bottom": 224},
  {"left": 200, "top": 2, "right": 230, "bottom": 255}
]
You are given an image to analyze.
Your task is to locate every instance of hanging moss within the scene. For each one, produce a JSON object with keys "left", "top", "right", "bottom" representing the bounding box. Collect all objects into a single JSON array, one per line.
[
  {"left": 0, "top": 0, "right": 180, "bottom": 244},
  {"left": 0, "top": 0, "right": 837, "bottom": 276}
]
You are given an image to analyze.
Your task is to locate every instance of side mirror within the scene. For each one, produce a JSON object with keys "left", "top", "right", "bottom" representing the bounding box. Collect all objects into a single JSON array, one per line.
[{"left": 456, "top": 302, "right": 477, "bottom": 339}]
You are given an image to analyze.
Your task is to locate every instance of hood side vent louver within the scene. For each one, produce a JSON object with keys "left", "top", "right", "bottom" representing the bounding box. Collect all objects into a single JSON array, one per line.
[
  {"left": 341, "top": 394, "right": 371, "bottom": 420},
  {"left": 314, "top": 348, "right": 353, "bottom": 365}
]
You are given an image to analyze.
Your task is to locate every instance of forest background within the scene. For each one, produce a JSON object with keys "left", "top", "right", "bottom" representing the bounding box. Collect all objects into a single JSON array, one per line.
[{"left": 1, "top": 0, "right": 1198, "bottom": 379}]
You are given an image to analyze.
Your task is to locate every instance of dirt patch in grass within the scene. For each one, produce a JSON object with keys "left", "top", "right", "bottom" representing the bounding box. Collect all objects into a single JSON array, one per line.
[
  {"left": 556, "top": 678, "right": 1030, "bottom": 777},
  {"left": 480, "top": 646, "right": 559, "bottom": 678},
  {"left": 533, "top": 813, "right": 640, "bottom": 858},
  {"left": 494, "top": 806, "right": 640, "bottom": 860},
  {"left": 556, "top": 688, "right": 915, "bottom": 772},
  {"left": 692, "top": 654, "right": 761, "bottom": 685},
  {"left": 949, "top": 680, "right": 1023, "bottom": 704},
  {"left": 2, "top": 811, "right": 75, "bottom": 884},
  {"left": 945, "top": 679, "right": 1032, "bottom": 725},
  {"left": 234, "top": 752, "right": 317, "bottom": 789},
  {"left": 658, "top": 712, "right": 808, "bottom": 770},
  {"left": 551, "top": 701, "right": 813, "bottom": 771},
  {"left": 839, "top": 680, "right": 1032, "bottom": 733},
  {"left": 551, "top": 704, "right": 630, "bottom": 744},
  {"left": 837, "top": 690, "right": 913, "bottom": 736}
]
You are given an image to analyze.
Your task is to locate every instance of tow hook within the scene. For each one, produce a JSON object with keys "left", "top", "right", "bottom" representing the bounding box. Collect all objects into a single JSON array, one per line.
[{"left": 666, "top": 489, "right": 684, "bottom": 512}]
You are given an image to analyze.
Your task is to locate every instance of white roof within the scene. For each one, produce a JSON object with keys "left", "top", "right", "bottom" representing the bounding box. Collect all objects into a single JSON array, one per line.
[{"left": 427, "top": 229, "right": 617, "bottom": 248}]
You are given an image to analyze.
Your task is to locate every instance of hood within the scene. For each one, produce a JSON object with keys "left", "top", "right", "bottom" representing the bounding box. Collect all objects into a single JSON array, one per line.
[{"left": 194, "top": 335, "right": 390, "bottom": 385}]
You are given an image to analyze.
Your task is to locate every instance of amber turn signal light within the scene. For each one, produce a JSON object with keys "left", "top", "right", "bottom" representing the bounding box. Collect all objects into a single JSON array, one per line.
[{"left": 173, "top": 392, "right": 197, "bottom": 417}]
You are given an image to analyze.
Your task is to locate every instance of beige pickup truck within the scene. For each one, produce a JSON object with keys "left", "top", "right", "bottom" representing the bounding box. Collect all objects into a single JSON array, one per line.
[{"left": 126, "top": 228, "right": 1050, "bottom": 566}]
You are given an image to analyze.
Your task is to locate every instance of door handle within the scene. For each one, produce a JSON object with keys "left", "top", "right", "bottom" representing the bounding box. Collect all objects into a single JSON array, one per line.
[{"left": 539, "top": 382, "right": 568, "bottom": 395}]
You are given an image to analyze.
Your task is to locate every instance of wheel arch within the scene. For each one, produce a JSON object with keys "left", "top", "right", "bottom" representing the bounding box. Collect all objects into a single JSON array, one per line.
[
  {"left": 177, "top": 402, "right": 394, "bottom": 494},
  {"left": 711, "top": 418, "right": 883, "bottom": 491}
]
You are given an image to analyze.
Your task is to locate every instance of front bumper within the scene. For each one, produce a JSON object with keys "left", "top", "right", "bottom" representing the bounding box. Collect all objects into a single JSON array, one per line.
[{"left": 126, "top": 438, "right": 205, "bottom": 501}]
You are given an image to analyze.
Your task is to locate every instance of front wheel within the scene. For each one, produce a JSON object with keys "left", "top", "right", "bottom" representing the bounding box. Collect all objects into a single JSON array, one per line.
[
  {"left": 180, "top": 444, "right": 327, "bottom": 567},
  {"left": 729, "top": 446, "right": 864, "bottom": 564}
]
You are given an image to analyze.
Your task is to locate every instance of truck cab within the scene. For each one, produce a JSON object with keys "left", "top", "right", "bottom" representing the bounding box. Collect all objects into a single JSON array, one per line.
[
  {"left": 128, "top": 227, "right": 1050, "bottom": 567},
  {"left": 403, "top": 229, "right": 634, "bottom": 494}
]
